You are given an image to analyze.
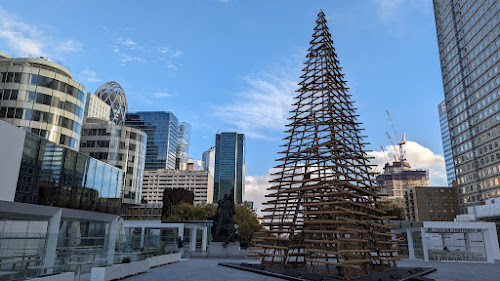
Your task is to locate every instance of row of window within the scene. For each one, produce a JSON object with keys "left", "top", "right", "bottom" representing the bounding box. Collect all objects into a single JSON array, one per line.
[
  {"left": 0, "top": 106, "right": 81, "bottom": 133},
  {"left": 81, "top": 140, "right": 138, "bottom": 151},
  {"left": 25, "top": 91, "right": 84, "bottom": 119},
  {"left": 81, "top": 128, "right": 146, "bottom": 142},
  {"left": 0, "top": 90, "right": 84, "bottom": 119},
  {"left": 0, "top": 72, "right": 85, "bottom": 102},
  {"left": 21, "top": 127, "right": 77, "bottom": 150},
  {"left": 0, "top": 89, "right": 18, "bottom": 100}
]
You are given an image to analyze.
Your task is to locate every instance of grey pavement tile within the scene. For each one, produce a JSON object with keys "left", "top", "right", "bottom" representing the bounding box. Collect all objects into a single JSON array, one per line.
[{"left": 123, "top": 258, "right": 500, "bottom": 281}]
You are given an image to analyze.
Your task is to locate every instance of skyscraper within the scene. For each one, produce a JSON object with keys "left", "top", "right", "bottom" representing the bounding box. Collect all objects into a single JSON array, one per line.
[
  {"left": 433, "top": 1, "right": 500, "bottom": 212},
  {"left": 176, "top": 122, "right": 191, "bottom": 170},
  {"left": 213, "top": 132, "right": 245, "bottom": 204},
  {"left": 202, "top": 146, "right": 215, "bottom": 176},
  {"left": 438, "top": 101, "right": 457, "bottom": 187},
  {"left": 125, "top": 111, "right": 179, "bottom": 170}
]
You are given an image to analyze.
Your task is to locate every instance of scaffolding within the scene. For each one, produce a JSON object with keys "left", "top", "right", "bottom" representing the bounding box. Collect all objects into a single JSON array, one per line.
[{"left": 252, "top": 11, "right": 400, "bottom": 280}]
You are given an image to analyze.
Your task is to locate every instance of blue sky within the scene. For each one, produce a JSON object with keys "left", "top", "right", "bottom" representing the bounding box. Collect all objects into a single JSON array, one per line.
[{"left": 0, "top": 0, "right": 448, "bottom": 209}]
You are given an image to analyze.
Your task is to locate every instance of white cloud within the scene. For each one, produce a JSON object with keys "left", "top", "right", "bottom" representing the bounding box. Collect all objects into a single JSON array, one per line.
[
  {"left": 216, "top": 73, "right": 297, "bottom": 140},
  {"left": 153, "top": 91, "right": 172, "bottom": 98},
  {"left": 112, "top": 36, "right": 182, "bottom": 70},
  {"left": 367, "top": 140, "right": 447, "bottom": 186},
  {"left": 80, "top": 69, "right": 101, "bottom": 83},
  {"left": 245, "top": 169, "right": 275, "bottom": 215},
  {"left": 247, "top": 140, "right": 447, "bottom": 216},
  {"left": 0, "top": 6, "right": 81, "bottom": 58},
  {"left": 373, "top": 0, "right": 431, "bottom": 22}
]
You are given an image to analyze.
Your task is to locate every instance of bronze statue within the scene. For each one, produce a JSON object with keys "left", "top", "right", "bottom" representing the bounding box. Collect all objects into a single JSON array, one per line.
[{"left": 210, "top": 193, "right": 238, "bottom": 246}]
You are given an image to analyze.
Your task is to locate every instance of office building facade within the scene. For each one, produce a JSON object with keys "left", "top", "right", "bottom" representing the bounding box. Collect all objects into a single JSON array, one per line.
[
  {"left": 85, "top": 93, "right": 111, "bottom": 121},
  {"left": 433, "top": 0, "right": 500, "bottom": 212},
  {"left": 125, "top": 111, "right": 179, "bottom": 170},
  {"left": 214, "top": 132, "right": 245, "bottom": 204},
  {"left": 142, "top": 169, "right": 214, "bottom": 205},
  {"left": 0, "top": 55, "right": 87, "bottom": 150},
  {"left": 438, "top": 101, "right": 457, "bottom": 186},
  {"left": 202, "top": 146, "right": 215, "bottom": 176},
  {"left": 404, "top": 186, "right": 459, "bottom": 221},
  {"left": 0, "top": 120, "right": 123, "bottom": 214},
  {"left": 80, "top": 117, "right": 147, "bottom": 205},
  {"left": 176, "top": 122, "right": 191, "bottom": 170}
]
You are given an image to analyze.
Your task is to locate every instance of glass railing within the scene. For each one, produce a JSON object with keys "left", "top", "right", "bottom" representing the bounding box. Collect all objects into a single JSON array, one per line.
[{"left": 0, "top": 232, "right": 182, "bottom": 281}]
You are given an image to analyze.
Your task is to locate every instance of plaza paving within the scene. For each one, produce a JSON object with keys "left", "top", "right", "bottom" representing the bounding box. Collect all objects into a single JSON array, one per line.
[{"left": 122, "top": 258, "right": 500, "bottom": 281}]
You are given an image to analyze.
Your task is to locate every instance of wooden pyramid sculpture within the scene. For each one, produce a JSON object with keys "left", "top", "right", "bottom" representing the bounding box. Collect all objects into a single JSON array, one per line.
[{"left": 252, "top": 11, "right": 399, "bottom": 280}]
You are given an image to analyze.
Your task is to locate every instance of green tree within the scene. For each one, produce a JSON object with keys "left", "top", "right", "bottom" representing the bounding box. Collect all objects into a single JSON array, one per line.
[
  {"left": 234, "top": 205, "right": 261, "bottom": 248},
  {"left": 165, "top": 203, "right": 261, "bottom": 247}
]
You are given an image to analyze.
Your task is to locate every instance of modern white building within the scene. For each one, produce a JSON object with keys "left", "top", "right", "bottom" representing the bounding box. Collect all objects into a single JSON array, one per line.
[
  {"left": 85, "top": 93, "right": 111, "bottom": 121},
  {"left": 142, "top": 169, "right": 214, "bottom": 205},
  {"left": 406, "top": 221, "right": 500, "bottom": 263},
  {"left": 202, "top": 146, "right": 215, "bottom": 176},
  {"left": 455, "top": 197, "right": 500, "bottom": 222},
  {"left": 122, "top": 220, "right": 208, "bottom": 253}
]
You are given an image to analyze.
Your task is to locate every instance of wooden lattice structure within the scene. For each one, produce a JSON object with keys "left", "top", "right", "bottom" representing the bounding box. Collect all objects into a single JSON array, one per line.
[{"left": 252, "top": 11, "right": 400, "bottom": 280}]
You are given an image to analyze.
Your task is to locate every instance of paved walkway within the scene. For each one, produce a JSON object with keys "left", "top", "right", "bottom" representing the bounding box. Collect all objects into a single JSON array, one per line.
[
  {"left": 399, "top": 259, "right": 500, "bottom": 281},
  {"left": 123, "top": 259, "right": 281, "bottom": 281},
  {"left": 123, "top": 258, "right": 500, "bottom": 281}
]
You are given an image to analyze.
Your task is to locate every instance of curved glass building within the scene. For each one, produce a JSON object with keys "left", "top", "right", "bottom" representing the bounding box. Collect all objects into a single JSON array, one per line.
[
  {"left": 95, "top": 81, "right": 128, "bottom": 125},
  {"left": 0, "top": 55, "right": 87, "bottom": 150}
]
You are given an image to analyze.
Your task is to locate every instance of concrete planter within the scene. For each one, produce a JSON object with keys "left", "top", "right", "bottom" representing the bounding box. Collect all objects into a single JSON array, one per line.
[
  {"left": 148, "top": 253, "right": 181, "bottom": 268},
  {"left": 29, "top": 272, "right": 74, "bottom": 281},
  {"left": 91, "top": 259, "right": 149, "bottom": 281}
]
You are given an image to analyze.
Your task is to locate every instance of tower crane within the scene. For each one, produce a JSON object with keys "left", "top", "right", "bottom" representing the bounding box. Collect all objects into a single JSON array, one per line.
[
  {"left": 380, "top": 145, "right": 390, "bottom": 163},
  {"left": 386, "top": 110, "right": 406, "bottom": 164},
  {"left": 385, "top": 132, "right": 399, "bottom": 161}
]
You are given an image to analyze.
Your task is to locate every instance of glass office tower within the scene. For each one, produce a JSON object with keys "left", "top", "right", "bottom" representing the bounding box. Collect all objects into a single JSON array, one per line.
[
  {"left": 202, "top": 146, "right": 216, "bottom": 176},
  {"left": 433, "top": 1, "right": 500, "bottom": 212},
  {"left": 125, "top": 111, "right": 179, "bottom": 170},
  {"left": 214, "top": 132, "right": 245, "bottom": 204},
  {"left": 438, "top": 101, "right": 457, "bottom": 187},
  {"left": 176, "top": 122, "right": 191, "bottom": 170}
]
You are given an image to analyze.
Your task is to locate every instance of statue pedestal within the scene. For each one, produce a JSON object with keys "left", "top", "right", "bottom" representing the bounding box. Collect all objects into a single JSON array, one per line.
[{"left": 208, "top": 242, "right": 243, "bottom": 257}]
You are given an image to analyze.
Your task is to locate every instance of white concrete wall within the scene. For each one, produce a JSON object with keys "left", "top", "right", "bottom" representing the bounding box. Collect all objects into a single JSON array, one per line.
[
  {"left": 423, "top": 221, "right": 500, "bottom": 263},
  {"left": 0, "top": 121, "right": 25, "bottom": 202}
]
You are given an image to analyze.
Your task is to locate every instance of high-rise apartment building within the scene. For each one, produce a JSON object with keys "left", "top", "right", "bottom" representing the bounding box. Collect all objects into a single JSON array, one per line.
[
  {"left": 0, "top": 54, "right": 87, "bottom": 150},
  {"left": 213, "top": 132, "right": 245, "bottom": 204},
  {"left": 433, "top": 0, "right": 500, "bottom": 212},
  {"left": 176, "top": 122, "right": 191, "bottom": 170},
  {"left": 202, "top": 146, "right": 215, "bottom": 176},
  {"left": 438, "top": 101, "right": 457, "bottom": 186},
  {"left": 142, "top": 169, "right": 214, "bottom": 205},
  {"left": 125, "top": 111, "right": 179, "bottom": 170}
]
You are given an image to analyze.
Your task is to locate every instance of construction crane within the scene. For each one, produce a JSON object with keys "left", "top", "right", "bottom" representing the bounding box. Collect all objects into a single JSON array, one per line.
[
  {"left": 380, "top": 145, "right": 390, "bottom": 163},
  {"left": 386, "top": 110, "right": 406, "bottom": 163},
  {"left": 385, "top": 132, "right": 399, "bottom": 161}
]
